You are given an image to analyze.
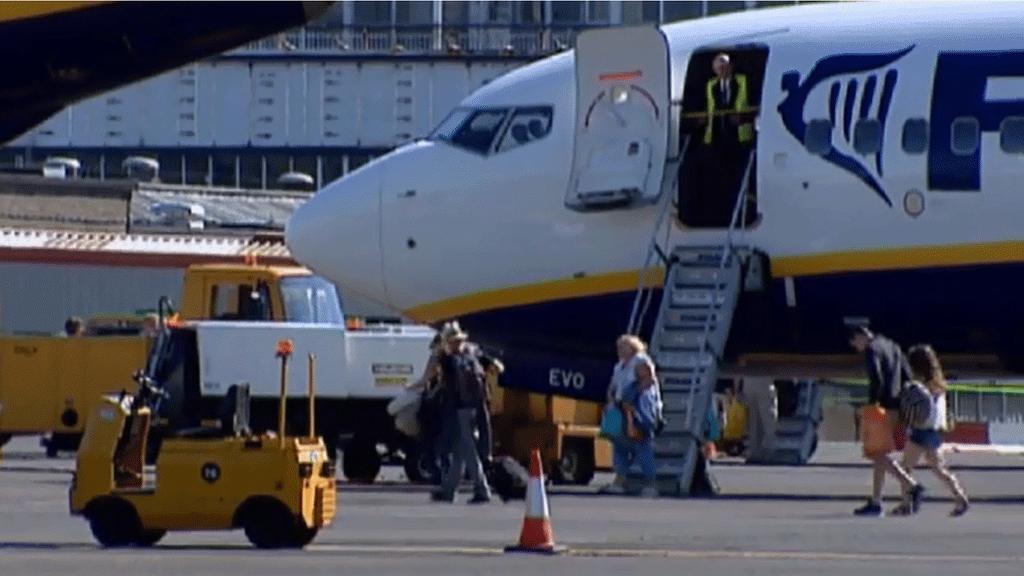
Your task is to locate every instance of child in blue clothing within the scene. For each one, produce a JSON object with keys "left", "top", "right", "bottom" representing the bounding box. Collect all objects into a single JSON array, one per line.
[{"left": 615, "top": 357, "right": 661, "bottom": 497}]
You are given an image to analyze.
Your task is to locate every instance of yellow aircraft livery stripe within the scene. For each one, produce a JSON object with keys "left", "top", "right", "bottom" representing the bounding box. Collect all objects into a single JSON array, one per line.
[
  {"left": 0, "top": 1, "right": 110, "bottom": 24},
  {"left": 771, "top": 240, "right": 1024, "bottom": 277},
  {"left": 407, "top": 268, "right": 665, "bottom": 323},
  {"left": 405, "top": 240, "right": 1024, "bottom": 323}
]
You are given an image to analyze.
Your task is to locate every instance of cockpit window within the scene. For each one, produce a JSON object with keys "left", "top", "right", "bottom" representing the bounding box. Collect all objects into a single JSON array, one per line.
[
  {"left": 496, "top": 107, "right": 553, "bottom": 153},
  {"left": 428, "top": 109, "right": 472, "bottom": 141},
  {"left": 449, "top": 109, "right": 508, "bottom": 154}
]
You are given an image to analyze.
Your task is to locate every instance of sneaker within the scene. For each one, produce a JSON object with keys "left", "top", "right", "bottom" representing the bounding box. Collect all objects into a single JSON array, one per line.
[
  {"left": 639, "top": 486, "right": 658, "bottom": 499},
  {"left": 909, "top": 484, "right": 926, "bottom": 513},
  {"left": 853, "top": 501, "right": 883, "bottom": 517},
  {"left": 950, "top": 501, "right": 970, "bottom": 517},
  {"left": 468, "top": 494, "right": 492, "bottom": 505}
]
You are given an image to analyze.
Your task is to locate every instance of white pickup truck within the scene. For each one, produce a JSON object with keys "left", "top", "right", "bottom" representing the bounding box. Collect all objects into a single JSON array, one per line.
[{"left": 149, "top": 320, "right": 434, "bottom": 482}]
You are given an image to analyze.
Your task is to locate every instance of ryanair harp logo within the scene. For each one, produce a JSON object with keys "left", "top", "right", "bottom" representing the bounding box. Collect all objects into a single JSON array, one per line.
[{"left": 777, "top": 46, "right": 914, "bottom": 207}]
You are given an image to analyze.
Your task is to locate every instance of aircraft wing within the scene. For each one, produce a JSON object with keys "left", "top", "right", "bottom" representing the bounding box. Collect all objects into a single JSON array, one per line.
[{"left": 0, "top": 1, "right": 331, "bottom": 144}]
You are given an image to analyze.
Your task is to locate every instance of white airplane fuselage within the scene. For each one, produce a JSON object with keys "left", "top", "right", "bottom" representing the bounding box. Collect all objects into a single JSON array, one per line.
[{"left": 287, "top": 2, "right": 1024, "bottom": 401}]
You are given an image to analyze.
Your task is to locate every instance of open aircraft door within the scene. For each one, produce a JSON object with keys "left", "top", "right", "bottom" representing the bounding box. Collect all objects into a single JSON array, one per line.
[{"left": 567, "top": 26, "right": 671, "bottom": 211}]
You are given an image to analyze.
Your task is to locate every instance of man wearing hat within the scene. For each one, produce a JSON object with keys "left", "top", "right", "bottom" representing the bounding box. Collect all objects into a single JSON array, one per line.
[{"left": 432, "top": 321, "right": 493, "bottom": 504}]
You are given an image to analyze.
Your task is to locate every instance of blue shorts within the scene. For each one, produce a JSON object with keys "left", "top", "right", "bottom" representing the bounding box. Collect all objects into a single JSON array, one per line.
[{"left": 909, "top": 428, "right": 943, "bottom": 450}]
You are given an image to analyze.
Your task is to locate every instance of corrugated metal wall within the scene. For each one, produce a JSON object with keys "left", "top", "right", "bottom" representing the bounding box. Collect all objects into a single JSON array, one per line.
[
  {"left": 0, "top": 263, "right": 183, "bottom": 334},
  {"left": 13, "top": 59, "right": 521, "bottom": 151}
]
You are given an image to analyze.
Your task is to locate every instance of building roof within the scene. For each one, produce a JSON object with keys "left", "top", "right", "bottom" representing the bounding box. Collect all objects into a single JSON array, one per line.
[
  {"left": 0, "top": 173, "right": 310, "bottom": 236},
  {"left": 0, "top": 226, "right": 296, "bottom": 268}
]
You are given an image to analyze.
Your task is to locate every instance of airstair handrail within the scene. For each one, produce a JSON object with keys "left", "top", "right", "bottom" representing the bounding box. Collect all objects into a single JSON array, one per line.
[{"left": 626, "top": 136, "right": 690, "bottom": 336}]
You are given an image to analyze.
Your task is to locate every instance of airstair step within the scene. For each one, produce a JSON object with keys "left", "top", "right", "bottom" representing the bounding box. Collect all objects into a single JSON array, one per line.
[
  {"left": 622, "top": 472, "right": 684, "bottom": 497},
  {"left": 673, "top": 266, "right": 732, "bottom": 287},
  {"left": 661, "top": 372, "right": 710, "bottom": 391},
  {"left": 657, "top": 328, "right": 707, "bottom": 351},
  {"left": 662, "top": 309, "right": 721, "bottom": 329},
  {"left": 670, "top": 289, "right": 727, "bottom": 308},
  {"left": 661, "top": 389, "right": 696, "bottom": 407},
  {"left": 672, "top": 248, "right": 726, "bottom": 266},
  {"left": 658, "top": 351, "right": 715, "bottom": 370}
]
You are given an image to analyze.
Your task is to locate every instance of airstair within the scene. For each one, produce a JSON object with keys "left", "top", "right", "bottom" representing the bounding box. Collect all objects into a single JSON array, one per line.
[
  {"left": 625, "top": 152, "right": 754, "bottom": 496},
  {"left": 761, "top": 380, "right": 823, "bottom": 465}
]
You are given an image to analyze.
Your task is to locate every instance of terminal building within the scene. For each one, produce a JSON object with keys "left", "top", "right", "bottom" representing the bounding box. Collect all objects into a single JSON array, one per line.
[{"left": 1, "top": 1, "right": 801, "bottom": 190}]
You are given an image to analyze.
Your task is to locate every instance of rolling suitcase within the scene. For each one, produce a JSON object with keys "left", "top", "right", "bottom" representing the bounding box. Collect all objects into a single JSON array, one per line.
[{"left": 488, "top": 455, "right": 529, "bottom": 502}]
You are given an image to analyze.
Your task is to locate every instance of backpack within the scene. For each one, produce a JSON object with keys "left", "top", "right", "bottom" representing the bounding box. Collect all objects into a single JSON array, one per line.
[{"left": 899, "top": 380, "right": 934, "bottom": 429}]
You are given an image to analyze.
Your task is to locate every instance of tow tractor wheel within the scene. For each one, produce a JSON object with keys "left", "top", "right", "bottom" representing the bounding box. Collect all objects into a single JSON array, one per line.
[
  {"left": 291, "top": 525, "right": 319, "bottom": 548},
  {"left": 342, "top": 439, "right": 381, "bottom": 483},
  {"left": 241, "top": 498, "right": 312, "bottom": 549},
  {"left": 553, "top": 439, "right": 595, "bottom": 486},
  {"left": 135, "top": 529, "right": 167, "bottom": 547},
  {"left": 87, "top": 498, "right": 143, "bottom": 548}
]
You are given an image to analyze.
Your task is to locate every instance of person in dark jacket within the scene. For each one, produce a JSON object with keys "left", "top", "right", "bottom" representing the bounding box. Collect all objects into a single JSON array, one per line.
[
  {"left": 432, "top": 322, "right": 492, "bottom": 504},
  {"left": 848, "top": 325, "right": 922, "bottom": 516}
]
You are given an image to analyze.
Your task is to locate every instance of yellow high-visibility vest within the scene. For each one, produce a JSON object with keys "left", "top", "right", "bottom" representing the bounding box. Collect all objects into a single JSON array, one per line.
[{"left": 704, "top": 74, "right": 753, "bottom": 145}]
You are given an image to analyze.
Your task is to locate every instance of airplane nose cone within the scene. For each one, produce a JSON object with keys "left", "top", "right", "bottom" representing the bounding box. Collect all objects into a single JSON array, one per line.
[{"left": 286, "top": 168, "right": 387, "bottom": 304}]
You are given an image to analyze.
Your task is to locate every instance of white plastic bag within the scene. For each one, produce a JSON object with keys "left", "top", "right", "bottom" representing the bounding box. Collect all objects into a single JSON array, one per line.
[
  {"left": 394, "top": 409, "right": 420, "bottom": 438},
  {"left": 388, "top": 388, "right": 422, "bottom": 438},
  {"left": 387, "top": 388, "right": 421, "bottom": 416}
]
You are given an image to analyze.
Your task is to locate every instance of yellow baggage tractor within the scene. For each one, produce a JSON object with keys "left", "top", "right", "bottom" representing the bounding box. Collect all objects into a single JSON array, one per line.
[{"left": 70, "top": 340, "right": 335, "bottom": 548}]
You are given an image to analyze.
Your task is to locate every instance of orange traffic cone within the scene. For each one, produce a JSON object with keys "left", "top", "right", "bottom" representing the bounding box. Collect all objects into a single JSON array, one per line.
[{"left": 505, "top": 449, "right": 565, "bottom": 554}]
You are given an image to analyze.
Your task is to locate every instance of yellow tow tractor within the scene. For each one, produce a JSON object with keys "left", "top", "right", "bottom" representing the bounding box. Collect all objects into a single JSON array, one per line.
[{"left": 69, "top": 339, "right": 336, "bottom": 549}]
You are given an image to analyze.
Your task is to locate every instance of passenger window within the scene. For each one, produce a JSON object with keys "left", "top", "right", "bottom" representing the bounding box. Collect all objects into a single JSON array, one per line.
[
  {"left": 902, "top": 118, "right": 928, "bottom": 154},
  {"left": 804, "top": 119, "right": 832, "bottom": 156},
  {"left": 449, "top": 109, "right": 508, "bottom": 154},
  {"left": 496, "top": 107, "right": 553, "bottom": 153},
  {"left": 1000, "top": 117, "right": 1024, "bottom": 153},
  {"left": 853, "top": 119, "right": 882, "bottom": 155},
  {"left": 951, "top": 117, "right": 979, "bottom": 156}
]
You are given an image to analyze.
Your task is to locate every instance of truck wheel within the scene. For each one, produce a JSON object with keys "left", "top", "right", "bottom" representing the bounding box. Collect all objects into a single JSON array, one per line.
[
  {"left": 242, "top": 499, "right": 299, "bottom": 549},
  {"left": 134, "top": 529, "right": 166, "bottom": 547},
  {"left": 401, "top": 443, "right": 439, "bottom": 484},
  {"left": 87, "top": 498, "right": 142, "bottom": 548},
  {"left": 554, "top": 439, "right": 595, "bottom": 486},
  {"left": 342, "top": 440, "right": 381, "bottom": 483}
]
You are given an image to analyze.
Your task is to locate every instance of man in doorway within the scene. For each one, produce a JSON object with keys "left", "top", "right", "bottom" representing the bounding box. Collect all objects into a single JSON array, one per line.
[
  {"left": 848, "top": 324, "right": 923, "bottom": 516},
  {"left": 701, "top": 53, "right": 754, "bottom": 226}
]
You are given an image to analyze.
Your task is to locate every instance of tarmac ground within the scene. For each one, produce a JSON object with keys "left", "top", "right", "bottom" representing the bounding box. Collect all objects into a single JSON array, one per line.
[{"left": 2, "top": 437, "right": 1023, "bottom": 576}]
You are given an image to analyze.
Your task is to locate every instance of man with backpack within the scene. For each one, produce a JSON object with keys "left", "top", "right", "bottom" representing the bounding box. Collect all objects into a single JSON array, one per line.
[
  {"left": 431, "top": 322, "right": 492, "bottom": 504},
  {"left": 848, "top": 324, "right": 923, "bottom": 517}
]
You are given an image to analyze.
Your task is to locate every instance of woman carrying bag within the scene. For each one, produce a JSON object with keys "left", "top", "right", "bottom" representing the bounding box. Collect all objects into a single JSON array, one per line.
[
  {"left": 601, "top": 356, "right": 661, "bottom": 497},
  {"left": 599, "top": 335, "right": 650, "bottom": 493}
]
